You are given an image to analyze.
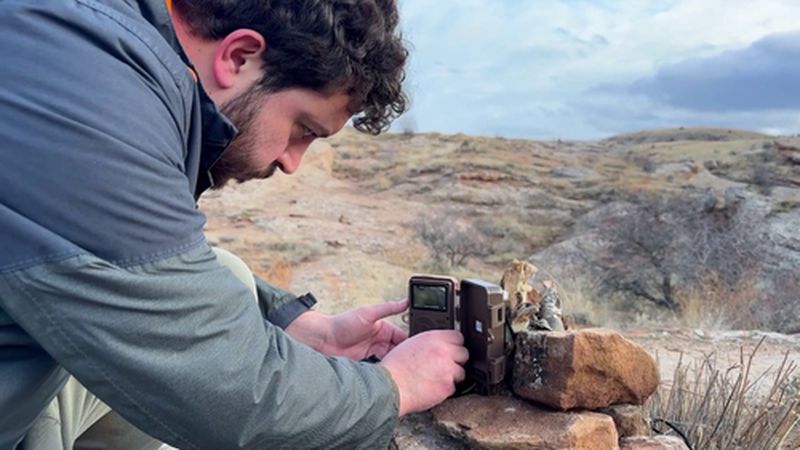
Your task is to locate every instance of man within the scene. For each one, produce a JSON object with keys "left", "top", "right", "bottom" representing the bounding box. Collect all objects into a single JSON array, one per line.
[{"left": 0, "top": 0, "right": 468, "bottom": 448}]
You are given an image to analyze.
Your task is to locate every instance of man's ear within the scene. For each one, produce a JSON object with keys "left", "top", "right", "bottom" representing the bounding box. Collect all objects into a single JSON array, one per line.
[{"left": 211, "top": 29, "right": 266, "bottom": 91}]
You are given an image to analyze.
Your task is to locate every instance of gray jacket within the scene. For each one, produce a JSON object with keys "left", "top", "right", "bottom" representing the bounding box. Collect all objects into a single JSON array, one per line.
[{"left": 0, "top": 0, "right": 398, "bottom": 448}]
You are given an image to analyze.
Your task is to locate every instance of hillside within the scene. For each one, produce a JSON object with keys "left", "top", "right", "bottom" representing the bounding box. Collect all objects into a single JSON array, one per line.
[
  {"left": 199, "top": 126, "right": 800, "bottom": 448},
  {"left": 200, "top": 126, "right": 799, "bottom": 329}
]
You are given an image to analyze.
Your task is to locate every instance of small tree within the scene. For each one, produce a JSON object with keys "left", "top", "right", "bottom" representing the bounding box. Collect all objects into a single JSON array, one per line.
[
  {"left": 589, "top": 192, "right": 683, "bottom": 310},
  {"left": 586, "top": 189, "right": 764, "bottom": 315},
  {"left": 413, "top": 212, "right": 491, "bottom": 269}
]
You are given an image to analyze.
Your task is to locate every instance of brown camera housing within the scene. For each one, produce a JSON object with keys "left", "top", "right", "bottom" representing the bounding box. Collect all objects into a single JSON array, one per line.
[
  {"left": 408, "top": 275, "right": 508, "bottom": 395},
  {"left": 459, "top": 279, "right": 507, "bottom": 394}
]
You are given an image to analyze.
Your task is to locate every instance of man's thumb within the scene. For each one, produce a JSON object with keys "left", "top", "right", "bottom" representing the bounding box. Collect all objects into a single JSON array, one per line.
[{"left": 361, "top": 299, "right": 408, "bottom": 322}]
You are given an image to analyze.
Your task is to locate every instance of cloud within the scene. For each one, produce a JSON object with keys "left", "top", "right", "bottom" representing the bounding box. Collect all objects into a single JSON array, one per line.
[
  {"left": 396, "top": 1, "right": 800, "bottom": 139},
  {"left": 630, "top": 31, "right": 800, "bottom": 111}
]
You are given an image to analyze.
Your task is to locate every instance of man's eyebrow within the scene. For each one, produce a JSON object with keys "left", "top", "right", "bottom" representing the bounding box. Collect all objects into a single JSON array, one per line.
[{"left": 308, "top": 118, "right": 333, "bottom": 138}]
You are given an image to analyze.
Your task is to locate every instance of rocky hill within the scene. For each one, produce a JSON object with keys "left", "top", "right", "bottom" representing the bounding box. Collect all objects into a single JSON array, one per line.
[
  {"left": 200, "top": 126, "right": 800, "bottom": 333},
  {"left": 199, "top": 126, "right": 800, "bottom": 448}
]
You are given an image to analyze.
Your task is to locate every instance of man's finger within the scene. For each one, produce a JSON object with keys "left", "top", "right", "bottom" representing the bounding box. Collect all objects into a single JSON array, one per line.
[
  {"left": 424, "top": 329, "right": 464, "bottom": 345},
  {"left": 454, "top": 346, "right": 470, "bottom": 365},
  {"left": 388, "top": 322, "right": 407, "bottom": 345},
  {"left": 358, "top": 300, "right": 408, "bottom": 322}
]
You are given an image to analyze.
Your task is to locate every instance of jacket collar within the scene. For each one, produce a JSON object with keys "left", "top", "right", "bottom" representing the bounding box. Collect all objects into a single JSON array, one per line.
[{"left": 136, "top": 0, "right": 237, "bottom": 197}]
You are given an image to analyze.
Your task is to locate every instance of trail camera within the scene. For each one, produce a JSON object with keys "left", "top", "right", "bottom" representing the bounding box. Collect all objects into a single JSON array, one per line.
[{"left": 409, "top": 275, "right": 509, "bottom": 395}]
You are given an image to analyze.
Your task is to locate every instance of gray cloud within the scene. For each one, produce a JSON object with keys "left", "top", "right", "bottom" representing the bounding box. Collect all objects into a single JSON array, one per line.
[
  {"left": 630, "top": 31, "right": 800, "bottom": 111},
  {"left": 554, "top": 27, "right": 609, "bottom": 50}
]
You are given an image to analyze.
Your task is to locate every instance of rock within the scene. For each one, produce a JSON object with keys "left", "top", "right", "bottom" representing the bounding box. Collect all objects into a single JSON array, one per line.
[
  {"left": 432, "top": 394, "right": 619, "bottom": 450},
  {"left": 531, "top": 280, "right": 565, "bottom": 331},
  {"left": 513, "top": 329, "right": 659, "bottom": 410},
  {"left": 619, "top": 436, "right": 689, "bottom": 450},
  {"left": 499, "top": 259, "right": 539, "bottom": 312},
  {"left": 599, "top": 404, "right": 650, "bottom": 438},
  {"left": 551, "top": 166, "right": 598, "bottom": 179},
  {"left": 687, "top": 170, "right": 746, "bottom": 198},
  {"left": 786, "top": 151, "right": 800, "bottom": 165},
  {"left": 458, "top": 171, "right": 513, "bottom": 182},
  {"left": 391, "top": 413, "right": 464, "bottom": 450},
  {"left": 654, "top": 160, "right": 697, "bottom": 177},
  {"left": 500, "top": 260, "right": 576, "bottom": 334}
]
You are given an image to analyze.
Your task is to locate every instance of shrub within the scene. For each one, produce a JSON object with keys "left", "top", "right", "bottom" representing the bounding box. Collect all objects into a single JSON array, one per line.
[
  {"left": 751, "top": 164, "right": 775, "bottom": 195},
  {"left": 413, "top": 212, "right": 491, "bottom": 269},
  {"left": 647, "top": 340, "right": 800, "bottom": 449},
  {"left": 587, "top": 190, "right": 764, "bottom": 316}
]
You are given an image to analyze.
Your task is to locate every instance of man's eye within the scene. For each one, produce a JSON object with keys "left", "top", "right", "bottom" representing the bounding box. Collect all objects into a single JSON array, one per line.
[{"left": 302, "top": 126, "right": 317, "bottom": 138}]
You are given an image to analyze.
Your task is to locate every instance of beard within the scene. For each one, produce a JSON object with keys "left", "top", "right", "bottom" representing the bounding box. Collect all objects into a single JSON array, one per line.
[{"left": 209, "top": 88, "right": 277, "bottom": 190}]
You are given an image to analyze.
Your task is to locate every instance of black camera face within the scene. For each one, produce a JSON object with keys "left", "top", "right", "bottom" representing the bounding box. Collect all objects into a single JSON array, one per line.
[
  {"left": 409, "top": 276, "right": 458, "bottom": 336},
  {"left": 411, "top": 284, "right": 449, "bottom": 311}
]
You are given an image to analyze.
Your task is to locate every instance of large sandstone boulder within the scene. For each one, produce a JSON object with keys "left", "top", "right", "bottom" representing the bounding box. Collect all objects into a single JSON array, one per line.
[
  {"left": 432, "top": 394, "right": 619, "bottom": 450},
  {"left": 513, "top": 329, "right": 659, "bottom": 410}
]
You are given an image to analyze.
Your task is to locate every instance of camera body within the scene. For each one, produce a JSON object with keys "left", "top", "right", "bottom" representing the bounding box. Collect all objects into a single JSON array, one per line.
[{"left": 409, "top": 275, "right": 509, "bottom": 394}]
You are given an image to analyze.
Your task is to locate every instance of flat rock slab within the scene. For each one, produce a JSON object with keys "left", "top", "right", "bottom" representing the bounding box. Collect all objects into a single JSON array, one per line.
[
  {"left": 599, "top": 404, "right": 650, "bottom": 438},
  {"left": 513, "top": 329, "right": 659, "bottom": 410},
  {"left": 620, "top": 436, "right": 689, "bottom": 450},
  {"left": 432, "top": 394, "right": 619, "bottom": 450}
]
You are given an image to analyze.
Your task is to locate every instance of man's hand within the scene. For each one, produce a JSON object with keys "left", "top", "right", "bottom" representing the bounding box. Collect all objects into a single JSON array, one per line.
[
  {"left": 285, "top": 300, "right": 408, "bottom": 360},
  {"left": 379, "top": 330, "right": 468, "bottom": 416}
]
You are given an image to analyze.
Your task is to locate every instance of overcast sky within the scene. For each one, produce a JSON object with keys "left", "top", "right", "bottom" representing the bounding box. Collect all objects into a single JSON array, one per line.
[{"left": 395, "top": 0, "right": 800, "bottom": 139}]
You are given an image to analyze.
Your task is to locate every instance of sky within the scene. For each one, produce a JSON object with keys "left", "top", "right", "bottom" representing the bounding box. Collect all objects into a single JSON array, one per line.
[{"left": 394, "top": 0, "right": 800, "bottom": 139}]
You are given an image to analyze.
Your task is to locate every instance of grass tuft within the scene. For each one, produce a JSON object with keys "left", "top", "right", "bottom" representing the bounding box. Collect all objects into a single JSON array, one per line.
[{"left": 647, "top": 338, "right": 800, "bottom": 449}]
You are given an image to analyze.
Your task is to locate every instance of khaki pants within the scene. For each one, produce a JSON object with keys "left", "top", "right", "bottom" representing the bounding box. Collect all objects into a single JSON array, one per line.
[{"left": 23, "top": 248, "right": 257, "bottom": 450}]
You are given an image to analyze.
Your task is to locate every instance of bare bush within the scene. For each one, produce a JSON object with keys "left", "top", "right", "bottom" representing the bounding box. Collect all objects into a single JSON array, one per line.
[
  {"left": 647, "top": 340, "right": 800, "bottom": 449},
  {"left": 764, "top": 268, "right": 800, "bottom": 334},
  {"left": 642, "top": 157, "right": 657, "bottom": 173},
  {"left": 413, "top": 212, "right": 491, "bottom": 269},
  {"left": 751, "top": 164, "right": 775, "bottom": 195},
  {"left": 679, "top": 271, "right": 761, "bottom": 330},
  {"left": 585, "top": 189, "right": 764, "bottom": 321}
]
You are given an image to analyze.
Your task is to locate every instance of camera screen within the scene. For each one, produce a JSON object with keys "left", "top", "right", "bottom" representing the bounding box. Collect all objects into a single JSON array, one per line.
[{"left": 412, "top": 284, "right": 448, "bottom": 311}]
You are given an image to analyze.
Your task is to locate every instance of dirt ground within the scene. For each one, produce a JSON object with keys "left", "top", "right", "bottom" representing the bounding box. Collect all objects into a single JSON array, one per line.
[
  {"left": 199, "top": 135, "right": 800, "bottom": 381},
  {"left": 627, "top": 328, "right": 799, "bottom": 387},
  {"left": 200, "top": 132, "right": 799, "bottom": 447}
]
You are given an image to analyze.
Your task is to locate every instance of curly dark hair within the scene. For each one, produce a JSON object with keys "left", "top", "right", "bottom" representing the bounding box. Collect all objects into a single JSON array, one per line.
[{"left": 172, "top": 0, "right": 408, "bottom": 135}]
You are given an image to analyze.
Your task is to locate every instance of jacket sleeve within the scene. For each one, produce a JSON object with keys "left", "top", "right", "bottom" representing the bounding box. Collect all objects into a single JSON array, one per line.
[
  {"left": 0, "top": 1, "right": 398, "bottom": 448},
  {"left": 254, "top": 276, "right": 315, "bottom": 329},
  {"left": 0, "top": 245, "right": 399, "bottom": 449}
]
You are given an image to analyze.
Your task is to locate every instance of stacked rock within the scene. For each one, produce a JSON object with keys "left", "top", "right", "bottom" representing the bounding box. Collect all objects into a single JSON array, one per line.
[
  {"left": 393, "top": 261, "right": 685, "bottom": 449},
  {"left": 428, "top": 329, "right": 685, "bottom": 450}
]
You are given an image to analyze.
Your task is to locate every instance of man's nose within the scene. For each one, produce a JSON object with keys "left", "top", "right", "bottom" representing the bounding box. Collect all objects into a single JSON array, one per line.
[{"left": 277, "top": 143, "right": 310, "bottom": 174}]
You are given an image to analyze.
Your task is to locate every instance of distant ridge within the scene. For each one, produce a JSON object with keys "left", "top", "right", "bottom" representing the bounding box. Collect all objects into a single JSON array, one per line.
[{"left": 604, "top": 127, "right": 768, "bottom": 145}]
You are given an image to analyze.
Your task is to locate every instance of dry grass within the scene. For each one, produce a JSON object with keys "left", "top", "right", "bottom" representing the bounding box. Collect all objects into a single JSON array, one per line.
[
  {"left": 263, "top": 240, "right": 324, "bottom": 264},
  {"left": 647, "top": 338, "right": 800, "bottom": 449},
  {"left": 639, "top": 139, "right": 757, "bottom": 165},
  {"left": 678, "top": 271, "right": 761, "bottom": 331}
]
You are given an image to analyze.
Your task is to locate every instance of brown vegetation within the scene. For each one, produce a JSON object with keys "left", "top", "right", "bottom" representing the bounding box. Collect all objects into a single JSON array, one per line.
[
  {"left": 647, "top": 339, "right": 800, "bottom": 449},
  {"left": 582, "top": 189, "right": 772, "bottom": 329}
]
